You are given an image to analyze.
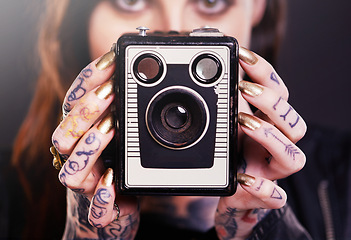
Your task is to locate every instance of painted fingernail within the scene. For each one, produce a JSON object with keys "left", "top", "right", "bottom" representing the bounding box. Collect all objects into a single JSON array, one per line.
[
  {"left": 239, "top": 47, "right": 258, "bottom": 65},
  {"left": 96, "top": 49, "right": 116, "bottom": 70},
  {"left": 238, "top": 112, "right": 261, "bottom": 130},
  {"left": 95, "top": 80, "right": 114, "bottom": 100},
  {"left": 237, "top": 173, "right": 256, "bottom": 186},
  {"left": 102, "top": 168, "right": 114, "bottom": 186},
  {"left": 97, "top": 112, "right": 114, "bottom": 134},
  {"left": 239, "top": 81, "right": 263, "bottom": 97}
]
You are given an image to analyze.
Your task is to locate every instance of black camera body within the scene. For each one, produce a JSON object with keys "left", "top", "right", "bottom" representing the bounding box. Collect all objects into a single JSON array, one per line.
[{"left": 115, "top": 27, "right": 238, "bottom": 196}]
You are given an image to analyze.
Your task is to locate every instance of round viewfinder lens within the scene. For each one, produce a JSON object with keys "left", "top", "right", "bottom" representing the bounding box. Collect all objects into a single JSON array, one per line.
[
  {"left": 191, "top": 54, "right": 222, "bottom": 84},
  {"left": 196, "top": 58, "right": 218, "bottom": 80},
  {"left": 137, "top": 57, "right": 160, "bottom": 80},
  {"left": 133, "top": 53, "right": 164, "bottom": 85}
]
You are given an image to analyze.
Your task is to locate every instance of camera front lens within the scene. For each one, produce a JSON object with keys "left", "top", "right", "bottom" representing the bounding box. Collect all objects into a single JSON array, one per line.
[
  {"left": 133, "top": 53, "right": 164, "bottom": 84},
  {"left": 164, "top": 105, "right": 189, "bottom": 129},
  {"left": 146, "top": 86, "right": 209, "bottom": 149}
]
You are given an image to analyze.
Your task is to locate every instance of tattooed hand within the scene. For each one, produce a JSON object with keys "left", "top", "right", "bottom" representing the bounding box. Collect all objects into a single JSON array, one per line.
[
  {"left": 214, "top": 47, "right": 307, "bottom": 240},
  {"left": 52, "top": 49, "right": 139, "bottom": 239}
]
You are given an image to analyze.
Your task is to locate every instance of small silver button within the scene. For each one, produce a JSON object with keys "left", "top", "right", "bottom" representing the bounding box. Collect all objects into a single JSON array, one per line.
[{"left": 137, "top": 26, "right": 149, "bottom": 36}]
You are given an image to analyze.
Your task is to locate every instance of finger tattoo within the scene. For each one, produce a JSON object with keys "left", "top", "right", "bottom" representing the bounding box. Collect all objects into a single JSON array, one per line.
[
  {"left": 271, "top": 187, "right": 283, "bottom": 200},
  {"left": 255, "top": 179, "right": 264, "bottom": 191},
  {"left": 215, "top": 207, "right": 239, "bottom": 239},
  {"left": 63, "top": 133, "right": 101, "bottom": 176},
  {"left": 272, "top": 97, "right": 300, "bottom": 128},
  {"left": 60, "top": 103, "right": 99, "bottom": 138},
  {"left": 90, "top": 188, "right": 111, "bottom": 221},
  {"left": 264, "top": 128, "right": 300, "bottom": 160},
  {"left": 270, "top": 72, "right": 280, "bottom": 85},
  {"left": 67, "top": 65, "right": 93, "bottom": 103}
]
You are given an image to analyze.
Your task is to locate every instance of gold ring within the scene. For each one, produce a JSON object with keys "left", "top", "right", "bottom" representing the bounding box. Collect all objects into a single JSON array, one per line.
[
  {"left": 50, "top": 146, "right": 66, "bottom": 170},
  {"left": 114, "top": 203, "right": 120, "bottom": 221}
]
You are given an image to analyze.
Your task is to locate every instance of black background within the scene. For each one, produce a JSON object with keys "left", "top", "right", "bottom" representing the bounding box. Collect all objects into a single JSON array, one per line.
[{"left": 1, "top": 0, "right": 351, "bottom": 152}]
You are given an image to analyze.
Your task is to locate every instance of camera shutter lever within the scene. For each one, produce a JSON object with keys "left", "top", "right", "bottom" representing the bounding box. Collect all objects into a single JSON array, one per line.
[{"left": 136, "top": 26, "right": 149, "bottom": 36}]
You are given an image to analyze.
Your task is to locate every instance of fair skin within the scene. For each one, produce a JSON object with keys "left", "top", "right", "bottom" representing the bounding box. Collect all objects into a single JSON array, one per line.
[{"left": 52, "top": 0, "right": 307, "bottom": 239}]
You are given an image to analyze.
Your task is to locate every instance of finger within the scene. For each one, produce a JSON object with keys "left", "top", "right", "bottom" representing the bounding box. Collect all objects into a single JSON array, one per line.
[
  {"left": 62, "top": 47, "right": 116, "bottom": 115},
  {"left": 237, "top": 173, "right": 287, "bottom": 210},
  {"left": 238, "top": 112, "right": 306, "bottom": 179},
  {"left": 58, "top": 113, "right": 115, "bottom": 193},
  {"left": 239, "top": 80, "right": 307, "bottom": 143},
  {"left": 88, "top": 168, "right": 116, "bottom": 228},
  {"left": 53, "top": 80, "right": 114, "bottom": 154},
  {"left": 239, "top": 46, "right": 289, "bottom": 100}
]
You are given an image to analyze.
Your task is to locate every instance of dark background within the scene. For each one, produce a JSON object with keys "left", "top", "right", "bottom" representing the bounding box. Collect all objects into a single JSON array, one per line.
[{"left": 1, "top": 0, "right": 351, "bottom": 152}]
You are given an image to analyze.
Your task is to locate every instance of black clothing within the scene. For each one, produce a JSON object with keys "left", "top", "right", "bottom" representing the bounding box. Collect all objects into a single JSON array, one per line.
[
  {"left": 280, "top": 125, "right": 351, "bottom": 240},
  {"left": 136, "top": 204, "right": 312, "bottom": 240}
]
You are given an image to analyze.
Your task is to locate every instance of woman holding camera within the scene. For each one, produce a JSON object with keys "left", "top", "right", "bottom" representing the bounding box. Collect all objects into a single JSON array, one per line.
[{"left": 10, "top": 0, "right": 317, "bottom": 239}]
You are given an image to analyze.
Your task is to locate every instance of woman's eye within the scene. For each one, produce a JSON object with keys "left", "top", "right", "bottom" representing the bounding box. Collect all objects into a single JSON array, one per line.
[
  {"left": 110, "top": 0, "right": 148, "bottom": 13},
  {"left": 194, "top": 0, "right": 233, "bottom": 15}
]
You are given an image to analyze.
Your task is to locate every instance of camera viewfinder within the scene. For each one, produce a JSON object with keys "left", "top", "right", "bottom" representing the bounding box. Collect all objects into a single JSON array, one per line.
[
  {"left": 191, "top": 54, "right": 222, "bottom": 84},
  {"left": 133, "top": 53, "right": 164, "bottom": 84}
]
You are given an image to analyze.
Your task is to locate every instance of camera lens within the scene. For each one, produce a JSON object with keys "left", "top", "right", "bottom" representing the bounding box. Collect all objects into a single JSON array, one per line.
[
  {"left": 164, "top": 105, "right": 189, "bottom": 129},
  {"left": 191, "top": 53, "right": 223, "bottom": 85},
  {"left": 146, "top": 86, "right": 209, "bottom": 149},
  {"left": 133, "top": 53, "right": 164, "bottom": 84}
]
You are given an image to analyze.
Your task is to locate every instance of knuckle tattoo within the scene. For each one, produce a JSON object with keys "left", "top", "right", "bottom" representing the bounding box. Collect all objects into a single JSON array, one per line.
[
  {"left": 58, "top": 132, "right": 102, "bottom": 191},
  {"left": 63, "top": 133, "right": 101, "bottom": 175},
  {"left": 90, "top": 188, "right": 111, "bottom": 222},
  {"left": 66, "top": 65, "right": 93, "bottom": 104},
  {"left": 54, "top": 136, "right": 72, "bottom": 154},
  {"left": 272, "top": 97, "right": 301, "bottom": 130},
  {"left": 60, "top": 103, "right": 100, "bottom": 139},
  {"left": 59, "top": 172, "right": 82, "bottom": 189}
]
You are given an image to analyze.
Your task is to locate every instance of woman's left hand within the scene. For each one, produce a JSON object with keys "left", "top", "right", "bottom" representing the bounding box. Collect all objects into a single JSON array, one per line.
[{"left": 215, "top": 47, "right": 307, "bottom": 240}]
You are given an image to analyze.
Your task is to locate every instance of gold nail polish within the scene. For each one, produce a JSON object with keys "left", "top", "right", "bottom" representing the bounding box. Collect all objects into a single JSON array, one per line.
[
  {"left": 239, "top": 47, "right": 258, "bottom": 65},
  {"left": 96, "top": 49, "right": 116, "bottom": 71},
  {"left": 102, "top": 168, "right": 114, "bottom": 186},
  {"left": 238, "top": 112, "right": 261, "bottom": 130},
  {"left": 237, "top": 173, "right": 256, "bottom": 186},
  {"left": 97, "top": 112, "right": 114, "bottom": 134},
  {"left": 95, "top": 80, "right": 114, "bottom": 100},
  {"left": 239, "top": 81, "right": 263, "bottom": 97}
]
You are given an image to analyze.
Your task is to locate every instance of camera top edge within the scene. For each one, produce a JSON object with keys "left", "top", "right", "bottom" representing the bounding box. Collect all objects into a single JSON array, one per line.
[{"left": 116, "top": 27, "right": 239, "bottom": 48}]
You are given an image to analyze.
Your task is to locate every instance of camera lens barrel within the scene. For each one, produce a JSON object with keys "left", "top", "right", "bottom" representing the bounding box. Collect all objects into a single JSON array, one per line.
[{"left": 146, "top": 86, "right": 209, "bottom": 150}]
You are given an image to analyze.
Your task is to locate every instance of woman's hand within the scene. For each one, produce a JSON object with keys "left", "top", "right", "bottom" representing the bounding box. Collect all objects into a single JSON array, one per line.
[
  {"left": 215, "top": 47, "right": 307, "bottom": 240},
  {"left": 51, "top": 47, "right": 139, "bottom": 239}
]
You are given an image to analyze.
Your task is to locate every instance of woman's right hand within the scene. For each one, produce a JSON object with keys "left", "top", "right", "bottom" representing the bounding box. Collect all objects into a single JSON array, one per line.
[{"left": 51, "top": 47, "right": 139, "bottom": 239}]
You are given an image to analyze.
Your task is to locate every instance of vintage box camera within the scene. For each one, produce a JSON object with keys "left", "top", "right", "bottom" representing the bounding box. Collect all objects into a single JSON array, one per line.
[{"left": 114, "top": 27, "right": 238, "bottom": 196}]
